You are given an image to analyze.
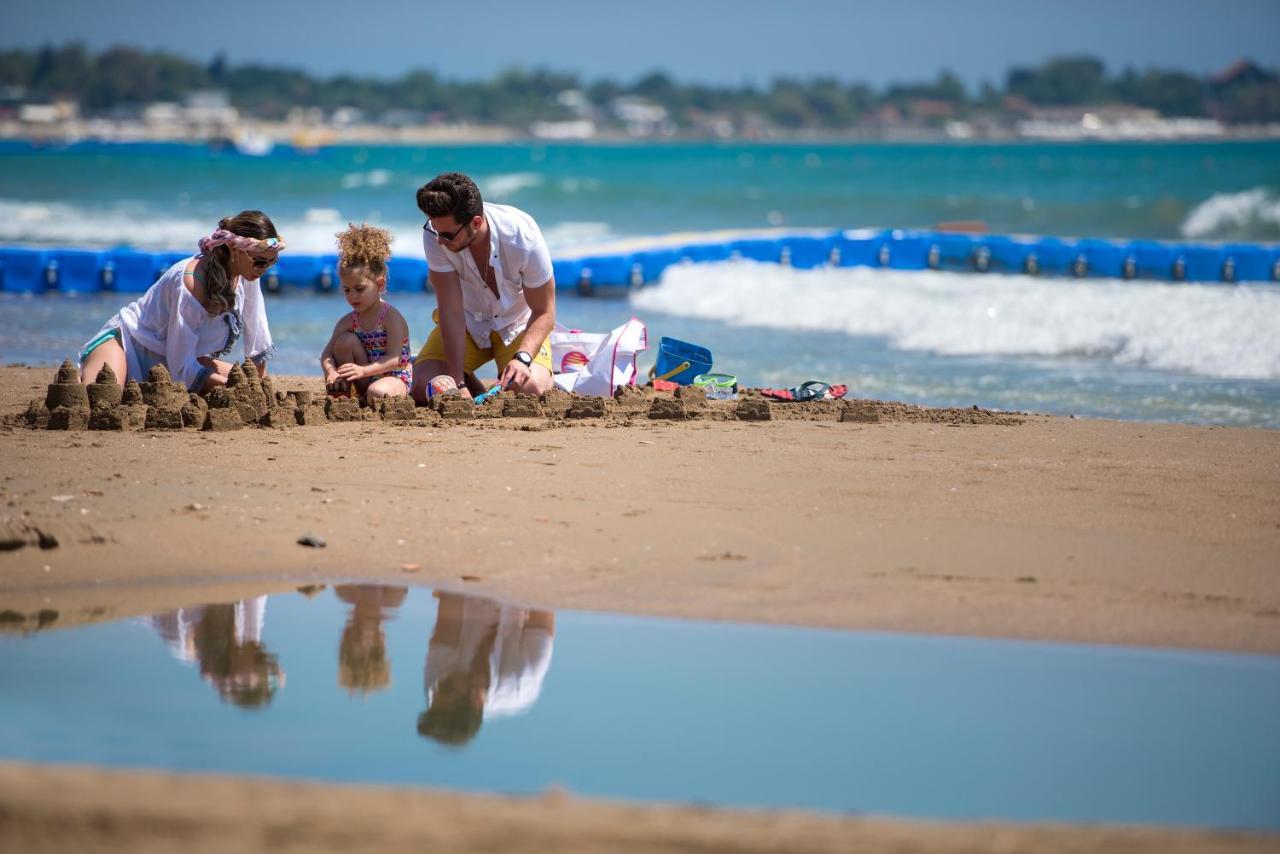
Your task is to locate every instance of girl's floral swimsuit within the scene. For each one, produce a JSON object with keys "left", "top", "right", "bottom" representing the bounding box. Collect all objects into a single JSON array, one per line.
[{"left": 352, "top": 303, "right": 412, "bottom": 388}]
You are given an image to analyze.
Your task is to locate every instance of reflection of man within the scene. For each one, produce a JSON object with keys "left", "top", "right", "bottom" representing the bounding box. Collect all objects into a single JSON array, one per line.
[
  {"left": 146, "top": 596, "right": 283, "bottom": 708},
  {"left": 418, "top": 592, "right": 555, "bottom": 745},
  {"left": 410, "top": 172, "right": 557, "bottom": 402},
  {"left": 335, "top": 584, "right": 408, "bottom": 695}
]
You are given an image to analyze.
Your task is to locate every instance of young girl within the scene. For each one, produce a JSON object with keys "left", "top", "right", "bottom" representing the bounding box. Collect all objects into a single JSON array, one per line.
[
  {"left": 320, "top": 224, "right": 412, "bottom": 403},
  {"left": 79, "top": 210, "right": 281, "bottom": 391}
]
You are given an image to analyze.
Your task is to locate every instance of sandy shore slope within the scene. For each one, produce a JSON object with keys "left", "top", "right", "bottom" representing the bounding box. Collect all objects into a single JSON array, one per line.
[
  {"left": 2, "top": 365, "right": 1278, "bottom": 852},
  {"left": 0, "top": 762, "right": 1275, "bottom": 854},
  {"left": 2, "top": 366, "right": 1277, "bottom": 651}
]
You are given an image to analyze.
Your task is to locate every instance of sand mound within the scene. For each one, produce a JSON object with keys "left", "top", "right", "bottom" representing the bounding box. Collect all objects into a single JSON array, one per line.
[{"left": 9, "top": 364, "right": 1024, "bottom": 433}]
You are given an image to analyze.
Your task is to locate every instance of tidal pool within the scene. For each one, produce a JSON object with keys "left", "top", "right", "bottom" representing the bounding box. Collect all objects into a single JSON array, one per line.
[{"left": 1, "top": 584, "right": 1277, "bottom": 829}]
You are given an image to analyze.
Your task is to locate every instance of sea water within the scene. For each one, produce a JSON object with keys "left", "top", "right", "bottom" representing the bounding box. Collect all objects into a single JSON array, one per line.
[
  {"left": 1, "top": 140, "right": 1278, "bottom": 426},
  {"left": 1, "top": 585, "right": 1278, "bottom": 828}
]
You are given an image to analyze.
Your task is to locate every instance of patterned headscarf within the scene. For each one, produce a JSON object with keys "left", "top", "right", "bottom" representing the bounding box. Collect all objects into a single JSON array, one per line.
[{"left": 198, "top": 229, "right": 287, "bottom": 256}]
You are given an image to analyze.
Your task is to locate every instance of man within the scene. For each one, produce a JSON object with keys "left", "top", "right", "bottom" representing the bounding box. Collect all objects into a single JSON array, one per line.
[{"left": 411, "top": 172, "right": 556, "bottom": 402}]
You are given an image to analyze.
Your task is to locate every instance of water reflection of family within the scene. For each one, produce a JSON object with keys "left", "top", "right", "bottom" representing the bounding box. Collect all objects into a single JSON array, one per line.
[
  {"left": 420, "top": 591, "right": 555, "bottom": 745},
  {"left": 145, "top": 596, "right": 284, "bottom": 708},
  {"left": 143, "top": 588, "right": 555, "bottom": 744}
]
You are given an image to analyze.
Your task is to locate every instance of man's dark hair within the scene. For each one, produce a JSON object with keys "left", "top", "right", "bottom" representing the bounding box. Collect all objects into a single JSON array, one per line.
[{"left": 416, "top": 172, "right": 484, "bottom": 223}]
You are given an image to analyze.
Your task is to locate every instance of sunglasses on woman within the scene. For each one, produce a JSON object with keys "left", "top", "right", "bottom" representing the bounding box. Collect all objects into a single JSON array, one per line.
[{"left": 245, "top": 252, "right": 279, "bottom": 270}]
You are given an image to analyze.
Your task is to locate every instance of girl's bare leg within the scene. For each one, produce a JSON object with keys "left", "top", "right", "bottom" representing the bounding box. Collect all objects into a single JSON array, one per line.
[
  {"left": 332, "top": 332, "right": 372, "bottom": 398},
  {"left": 365, "top": 376, "right": 409, "bottom": 403}
]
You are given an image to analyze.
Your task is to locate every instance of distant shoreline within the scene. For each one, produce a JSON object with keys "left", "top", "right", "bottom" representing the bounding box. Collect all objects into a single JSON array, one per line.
[{"left": 4, "top": 124, "right": 1280, "bottom": 149}]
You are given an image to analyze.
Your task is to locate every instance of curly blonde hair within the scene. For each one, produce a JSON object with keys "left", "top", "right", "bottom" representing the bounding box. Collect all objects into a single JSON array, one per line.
[{"left": 336, "top": 223, "right": 392, "bottom": 278}]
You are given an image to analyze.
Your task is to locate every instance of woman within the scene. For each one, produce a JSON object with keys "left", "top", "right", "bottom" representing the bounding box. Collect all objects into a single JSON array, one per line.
[{"left": 78, "top": 210, "right": 283, "bottom": 391}]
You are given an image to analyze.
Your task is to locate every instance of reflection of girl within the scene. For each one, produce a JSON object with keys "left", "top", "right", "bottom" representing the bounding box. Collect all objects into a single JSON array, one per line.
[
  {"left": 418, "top": 592, "right": 555, "bottom": 745},
  {"left": 335, "top": 584, "right": 408, "bottom": 695},
  {"left": 146, "top": 596, "right": 284, "bottom": 708}
]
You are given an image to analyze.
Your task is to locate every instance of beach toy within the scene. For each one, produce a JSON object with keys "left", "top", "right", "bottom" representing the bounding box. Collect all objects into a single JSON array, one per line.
[
  {"left": 651, "top": 337, "right": 712, "bottom": 385},
  {"left": 692, "top": 373, "right": 738, "bottom": 400},
  {"left": 473, "top": 383, "right": 504, "bottom": 405}
]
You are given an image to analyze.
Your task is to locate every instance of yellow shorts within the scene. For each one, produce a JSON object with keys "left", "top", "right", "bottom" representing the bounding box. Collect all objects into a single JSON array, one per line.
[{"left": 415, "top": 309, "right": 553, "bottom": 374}]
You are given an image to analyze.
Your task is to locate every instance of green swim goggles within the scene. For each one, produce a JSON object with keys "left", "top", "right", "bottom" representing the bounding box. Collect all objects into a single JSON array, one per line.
[{"left": 692, "top": 373, "right": 738, "bottom": 392}]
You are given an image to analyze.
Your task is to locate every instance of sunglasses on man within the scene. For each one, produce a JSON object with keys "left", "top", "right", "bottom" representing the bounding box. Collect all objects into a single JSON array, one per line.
[{"left": 422, "top": 219, "right": 472, "bottom": 242}]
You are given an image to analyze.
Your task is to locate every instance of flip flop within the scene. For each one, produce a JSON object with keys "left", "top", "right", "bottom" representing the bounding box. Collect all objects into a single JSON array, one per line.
[{"left": 760, "top": 381, "right": 848, "bottom": 402}]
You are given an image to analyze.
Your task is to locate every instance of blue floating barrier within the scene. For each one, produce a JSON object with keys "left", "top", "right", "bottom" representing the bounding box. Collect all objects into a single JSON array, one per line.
[
  {"left": 316, "top": 254, "right": 339, "bottom": 292},
  {"left": 926, "top": 233, "right": 976, "bottom": 271},
  {"left": 832, "top": 230, "right": 886, "bottom": 268},
  {"left": 1074, "top": 239, "right": 1125, "bottom": 279},
  {"left": 781, "top": 235, "right": 834, "bottom": 270},
  {"left": 1269, "top": 247, "right": 1280, "bottom": 282},
  {"left": 728, "top": 238, "right": 782, "bottom": 264},
  {"left": 1175, "top": 244, "right": 1224, "bottom": 283},
  {"left": 105, "top": 248, "right": 162, "bottom": 292},
  {"left": 976, "top": 236, "right": 1033, "bottom": 273},
  {"left": 50, "top": 249, "right": 107, "bottom": 293},
  {"left": 579, "top": 255, "right": 633, "bottom": 288},
  {"left": 884, "top": 230, "right": 929, "bottom": 270},
  {"left": 630, "top": 249, "right": 679, "bottom": 284},
  {"left": 0, "top": 247, "right": 52, "bottom": 294},
  {"left": 1025, "top": 237, "right": 1076, "bottom": 276},
  {"left": 552, "top": 258, "right": 584, "bottom": 290},
  {"left": 272, "top": 255, "right": 324, "bottom": 289},
  {"left": 680, "top": 243, "right": 731, "bottom": 264},
  {"left": 1125, "top": 240, "right": 1174, "bottom": 280},
  {"left": 386, "top": 256, "right": 429, "bottom": 292},
  {"left": 1220, "top": 244, "right": 1270, "bottom": 283},
  {"left": 154, "top": 252, "right": 190, "bottom": 277}
]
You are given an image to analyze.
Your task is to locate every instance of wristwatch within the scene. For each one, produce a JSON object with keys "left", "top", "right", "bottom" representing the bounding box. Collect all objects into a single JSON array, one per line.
[{"left": 513, "top": 350, "right": 533, "bottom": 368}]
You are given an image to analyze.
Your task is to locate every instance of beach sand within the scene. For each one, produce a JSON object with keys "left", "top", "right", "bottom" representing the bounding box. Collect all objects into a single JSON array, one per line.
[{"left": 2, "top": 364, "right": 1278, "bottom": 851}]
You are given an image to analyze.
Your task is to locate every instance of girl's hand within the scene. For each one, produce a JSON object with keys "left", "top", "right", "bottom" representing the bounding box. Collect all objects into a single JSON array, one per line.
[{"left": 336, "top": 362, "right": 365, "bottom": 382}]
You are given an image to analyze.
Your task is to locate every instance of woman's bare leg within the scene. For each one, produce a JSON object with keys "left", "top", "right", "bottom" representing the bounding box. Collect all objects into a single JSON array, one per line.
[{"left": 80, "top": 337, "right": 127, "bottom": 386}]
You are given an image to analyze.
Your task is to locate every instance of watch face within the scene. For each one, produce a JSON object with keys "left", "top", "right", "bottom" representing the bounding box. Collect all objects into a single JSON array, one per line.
[{"left": 516, "top": 351, "right": 532, "bottom": 366}]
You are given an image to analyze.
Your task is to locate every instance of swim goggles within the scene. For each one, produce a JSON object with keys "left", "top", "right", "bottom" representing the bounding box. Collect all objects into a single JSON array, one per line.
[{"left": 693, "top": 373, "right": 738, "bottom": 392}]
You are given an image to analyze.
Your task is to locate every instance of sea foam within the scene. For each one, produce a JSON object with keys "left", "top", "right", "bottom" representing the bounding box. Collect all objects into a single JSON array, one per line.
[
  {"left": 1181, "top": 187, "right": 1280, "bottom": 240},
  {"left": 631, "top": 261, "right": 1280, "bottom": 380}
]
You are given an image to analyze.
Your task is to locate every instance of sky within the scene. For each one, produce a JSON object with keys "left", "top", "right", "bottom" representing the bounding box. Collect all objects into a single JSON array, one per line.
[{"left": 3, "top": 0, "right": 1279, "bottom": 89}]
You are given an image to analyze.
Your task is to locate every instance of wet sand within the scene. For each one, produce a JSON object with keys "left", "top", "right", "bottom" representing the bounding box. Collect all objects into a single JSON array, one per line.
[{"left": 2, "top": 364, "right": 1279, "bottom": 851}]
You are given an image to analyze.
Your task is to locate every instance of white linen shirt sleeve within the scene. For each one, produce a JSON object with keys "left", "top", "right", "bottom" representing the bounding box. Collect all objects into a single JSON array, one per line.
[
  {"left": 167, "top": 288, "right": 215, "bottom": 391},
  {"left": 423, "top": 231, "right": 455, "bottom": 273},
  {"left": 519, "top": 222, "right": 554, "bottom": 288},
  {"left": 240, "top": 277, "right": 276, "bottom": 366}
]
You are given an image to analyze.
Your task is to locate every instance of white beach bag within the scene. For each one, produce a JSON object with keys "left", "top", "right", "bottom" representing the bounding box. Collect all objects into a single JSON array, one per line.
[{"left": 550, "top": 318, "right": 648, "bottom": 397}]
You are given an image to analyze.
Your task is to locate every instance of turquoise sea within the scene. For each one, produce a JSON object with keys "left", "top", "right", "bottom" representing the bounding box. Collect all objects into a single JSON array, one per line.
[{"left": 1, "top": 140, "right": 1279, "bottom": 426}]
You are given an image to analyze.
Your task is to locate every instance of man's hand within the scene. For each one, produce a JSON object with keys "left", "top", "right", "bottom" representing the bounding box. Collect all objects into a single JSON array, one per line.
[{"left": 498, "top": 358, "right": 531, "bottom": 390}]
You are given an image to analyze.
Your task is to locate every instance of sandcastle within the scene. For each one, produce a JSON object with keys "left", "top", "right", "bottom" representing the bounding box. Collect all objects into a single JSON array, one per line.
[
  {"left": 86, "top": 364, "right": 122, "bottom": 410},
  {"left": 45, "top": 360, "right": 89, "bottom": 412},
  {"left": 140, "top": 365, "right": 187, "bottom": 430},
  {"left": 39, "top": 360, "right": 91, "bottom": 430},
  {"left": 87, "top": 367, "right": 138, "bottom": 431},
  {"left": 25, "top": 360, "right": 958, "bottom": 434}
]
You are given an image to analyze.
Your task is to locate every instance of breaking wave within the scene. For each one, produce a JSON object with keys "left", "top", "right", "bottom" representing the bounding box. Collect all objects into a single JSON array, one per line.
[{"left": 631, "top": 261, "right": 1280, "bottom": 380}]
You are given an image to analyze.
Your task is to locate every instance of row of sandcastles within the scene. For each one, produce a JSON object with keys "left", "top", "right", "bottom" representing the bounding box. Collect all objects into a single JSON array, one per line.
[{"left": 23, "top": 359, "right": 805, "bottom": 432}]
